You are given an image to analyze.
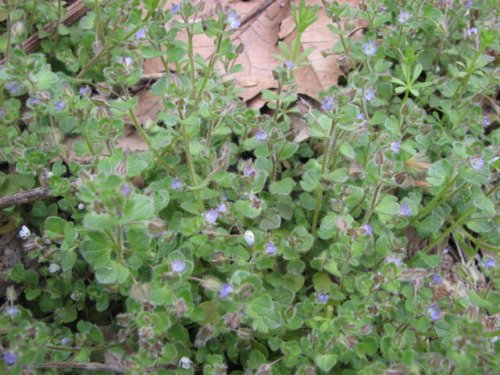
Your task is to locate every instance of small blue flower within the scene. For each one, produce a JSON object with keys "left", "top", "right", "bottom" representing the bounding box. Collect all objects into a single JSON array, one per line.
[
  {"left": 243, "top": 163, "right": 256, "bottom": 178},
  {"left": 55, "top": 100, "right": 66, "bottom": 111},
  {"left": 482, "top": 116, "right": 490, "bottom": 127},
  {"left": 386, "top": 256, "right": 402, "bottom": 267},
  {"left": 2, "top": 351, "right": 17, "bottom": 366},
  {"left": 79, "top": 86, "right": 90, "bottom": 96},
  {"left": 255, "top": 130, "right": 268, "bottom": 141},
  {"left": 285, "top": 60, "right": 295, "bottom": 69},
  {"left": 471, "top": 158, "right": 484, "bottom": 170},
  {"left": 400, "top": 203, "right": 412, "bottom": 217},
  {"left": 390, "top": 141, "right": 401, "bottom": 153},
  {"left": 398, "top": 11, "right": 412, "bottom": 24},
  {"left": 265, "top": 241, "right": 277, "bottom": 255},
  {"left": 219, "top": 283, "right": 233, "bottom": 298},
  {"left": 26, "top": 97, "right": 40, "bottom": 107},
  {"left": 364, "top": 88, "right": 376, "bottom": 101},
  {"left": 428, "top": 304, "right": 441, "bottom": 321},
  {"left": 135, "top": 28, "right": 146, "bottom": 39},
  {"left": 363, "top": 41, "right": 377, "bottom": 56},
  {"left": 121, "top": 185, "right": 132, "bottom": 196},
  {"left": 216, "top": 203, "right": 227, "bottom": 213},
  {"left": 122, "top": 57, "right": 133, "bottom": 68},
  {"left": 432, "top": 274, "right": 442, "bottom": 284},
  {"left": 362, "top": 224, "right": 372, "bottom": 236},
  {"left": 172, "top": 4, "right": 181, "bottom": 14},
  {"left": 171, "top": 178, "right": 183, "bottom": 191},
  {"left": 171, "top": 259, "right": 186, "bottom": 273},
  {"left": 60, "top": 337, "right": 71, "bottom": 345},
  {"left": 317, "top": 292, "right": 329, "bottom": 304},
  {"left": 466, "top": 27, "right": 478, "bottom": 38},
  {"left": 483, "top": 257, "right": 496, "bottom": 269},
  {"left": 204, "top": 209, "right": 219, "bottom": 224},
  {"left": 227, "top": 11, "right": 241, "bottom": 29},
  {"left": 6, "top": 306, "right": 18, "bottom": 317},
  {"left": 5, "top": 81, "right": 21, "bottom": 95},
  {"left": 321, "top": 97, "right": 334, "bottom": 111},
  {"left": 464, "top": 0, "right": 472, "bottom": 9}
]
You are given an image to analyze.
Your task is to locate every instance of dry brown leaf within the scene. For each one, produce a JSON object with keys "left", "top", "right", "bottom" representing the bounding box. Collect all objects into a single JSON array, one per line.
[{"left": 136, "top": 0, "right": 364, "bottom": 125}]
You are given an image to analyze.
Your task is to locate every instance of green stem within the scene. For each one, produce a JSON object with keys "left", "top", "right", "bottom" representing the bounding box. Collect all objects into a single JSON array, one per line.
[
  {"left": 186, "top": 26, "right": 197, "bottom": 95},
  {"left": 177, "top": 108, "right": 204, "bottom": 211},
  {"left": 116, "top": 225, "right": 124, "bottom": 262},
  {"left": 311, "top": 119, "right": 337, "bottom": 235},
  {"left": 5, "top": 0, "right": 12, "bottom": 62},
  {"left": 452, "top": 49, "right": 483, "bottom": 100},
  {"left": 419, "top": 207, "right": 475, "bottom": 255},
  {"left": 363, "top": 183, "right": 382, "bottom": 223},
  {"left": 192, "top": 31, "right": 225, "bottom": 109},
  {"left": 411, "top": 176, "right": 459, "bottom": 224},
  {"left": 458, "top": 227, "right": 498, "bottom": 252},
  {"left": 128, "top": 108, "right": 173, "bottom": 174}
]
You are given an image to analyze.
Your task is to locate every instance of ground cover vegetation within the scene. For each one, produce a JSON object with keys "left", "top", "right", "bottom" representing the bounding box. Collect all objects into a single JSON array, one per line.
[{"left": 0, "top": 0, "right": 498, "bottom": 374}]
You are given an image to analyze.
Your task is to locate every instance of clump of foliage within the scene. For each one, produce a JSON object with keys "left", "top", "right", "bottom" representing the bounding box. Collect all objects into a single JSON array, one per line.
[{"left": 0, "top": 0, "right": 498, "bottom": 374}]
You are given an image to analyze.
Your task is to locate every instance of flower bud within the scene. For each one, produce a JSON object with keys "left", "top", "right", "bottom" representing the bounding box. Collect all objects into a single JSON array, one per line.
[
  {"left": 374, "top": 150, "right": 384, "bottom": 165},
  {"left": 195, "top": 324, "right": 214, "bottom": 347},
  {"left": 224, "top": 312, "right": 241, "bottom": 330},
  {"left": 244, "top": 230, "right": 255, "bottom": 246},
  {"left": 201, "top": 276, "right": 221, "bottom": 291}
]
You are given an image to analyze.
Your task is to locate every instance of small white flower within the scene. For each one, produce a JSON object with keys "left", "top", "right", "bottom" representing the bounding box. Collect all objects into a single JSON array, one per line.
[
  {"left": 43, "top": 171, "right": 53, "bottom": 179},
  {"left": 178, "top": 356, "right": 192, "bottom": 369},
  {"left": 19, "top": 225, "right": 30, "bottom": 240},
  {"left": 244, "top": 230, "right": 255, "bottom": 246},
  {"left": 48, "top": 263, "right": 60, "bottom": 273},
  {"left": 77, "top": 203, "right": 85, "bottom": 210}
]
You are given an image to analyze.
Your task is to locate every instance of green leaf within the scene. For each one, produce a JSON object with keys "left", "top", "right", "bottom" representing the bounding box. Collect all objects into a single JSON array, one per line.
[
  {"left": 123, "top": 195, "right": 154, "bottom": 222},
  {"left": 315, "top": 354, "right": 337, "bottom": 372},
  {"left": 95, "top": 261, "right": 130, "bottom": 284},
  {"left": 83, "top": 213, "right": 117, "bottom": 232},
  {"left": 44, "top": 217, "right": 68, "bottom": 239},
  {"left": 80, "top": 234, "right": 112, "bottom": 268},
  {"left": 279, "top": 142, "right": 299, "bottom": 160},
  {"left": 234, "top": 200, "right": 261, "bottom": 218},
  {"left": 149, "top": 287, "right": 175, "bottom": 306},
  {"left": 246, "top": 296, "right": 282, "bottom": 333},
  {"left": 269, "top": 178, "right": 295, "bottom": 195},
  {"left": 300, "top": 168, "right": 320, "bottom": 192},
  {"left": 427, "top": 159, "right": 452, "bottom": 187},
  {"left": 290, "top": 226, "right": 314, "bottom": 253}
]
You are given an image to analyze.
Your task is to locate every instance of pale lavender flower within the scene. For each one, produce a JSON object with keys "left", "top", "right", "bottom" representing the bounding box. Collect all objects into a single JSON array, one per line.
[
  {"left": 471, "top": 158, "right": 484, "bottom": 170},
  {"left": 432, "top": 274, "right": 442, "bottom": 284},
  {"left": 216, "top": 203, "right": 227, "bottom": 213},
  {"left": 179, "top": 357, "right": 192, "bottom": 369},
  {"left": 466, "top": 27, "right": 478, "bottom": 38},
  {"left": 2, "top": 351, "right": 17, "bottom": 366},
  {"left": 364, "top": 88, "right": 376, "bottom": 101},
  {"left": 321, "top": 97, "right": 334, "bottom": 111},
  {"left": 482, "top": 116, "right": 490, "bottom": 127},
  {"left": 135, "top": 28, "right": 146, "bottom": 39},
  {"left": 428, "top": 304, "right": 441, "bottom": 321},
  {"left": 317, "top": 292, "right": 329, "bottom": 304},
  {"left": 285, "top": 60, "right": 295, "bottom": 69},
  {"left": 171, "top": 178, "right": 183, "bottom": 190},
  {"left": 27, "top": 97, "right": 40, "bottom": 107},
  {"left": 19, "top": 225, "right": 30, "bottom": 240},
  {"left": 79, "top": 86, "right": 90, "bottom": 96},
  {"left": 172, "top": 4, "right": 181, "bottom": 14},
  {"left": 5, "top": 81, "right": 21, "bottom": 95},
  {"left": 242, "top": 163, "right": 256, "bottom": 178},
  {"left": 483, "top": 257, "right": 496, "bottom": 269},
  {"left": 398, "top": 11, "right": 412, "bottom": 24},
  {"left": 121, "top": 185, "right": 132, "bottom": 196},
  {"left": 171, "top": 259, "right": 186, "bottom": 273},
  {"left": 390, "top": 141, "right": 401, "bottom": 153},
  {"left": 255, "top": 130, "right": 268, "bottom": 141},
  {"left": 6, "top": 306, "right": 18, "bottom": 317},
  {"left": 227, "top": 11, "right": 241, "bottom": 29},
  {"left": 60, "top": 337, "right": 71, "bottom": 345},
  {"left": 400, "top": 203, "right": 412, "bottom": 217},
  {"left": 363, "top": 41, "right": 377, "bottom": 56},
  {"left": 204, "top": 209, "right": 219, "bottom": 224},
  {"left": 48, "top": 263, "right": 60, "bottom": 273},
  {"left": 464, "top": 0, "right": 472, "bottom": 9},
  {"left": 122, "top": 57, "right": 133, "bottom": 68},
  {"left": 265, "top": 241, "right": 277, "bottom": 255},
  {"left": 362, "top": 224, "right": 372, "bottom": 236},
  {"left": 219, "top": 283, "right": 233, "bottom": 298},
  {"left": 55, "top": 100, "right": 66, "bottom": 111},
  {"left": 386, "top": 256, "right": 402, "bottom": 267},
  {"left": 244, "top": 230, "right": 255, "bottom": 246}
]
